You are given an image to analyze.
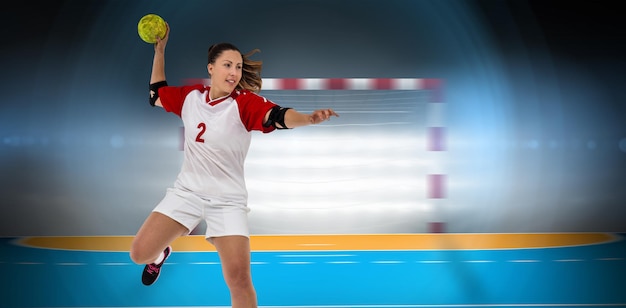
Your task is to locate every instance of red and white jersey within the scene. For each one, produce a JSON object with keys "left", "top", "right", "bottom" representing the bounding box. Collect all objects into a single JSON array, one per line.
[{"left": 159, "top": 84, "right": 277, "bottom": 204}]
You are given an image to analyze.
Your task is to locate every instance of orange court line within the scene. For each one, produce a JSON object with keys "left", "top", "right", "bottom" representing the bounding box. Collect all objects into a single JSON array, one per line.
[{"left": 15, "top": 233, "right": 619, "bottom": 252}]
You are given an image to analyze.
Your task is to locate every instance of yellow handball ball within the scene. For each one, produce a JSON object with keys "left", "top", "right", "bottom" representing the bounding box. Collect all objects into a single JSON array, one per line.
[{"left": 137, "top": 14, "right": 167, "bottom": 44}]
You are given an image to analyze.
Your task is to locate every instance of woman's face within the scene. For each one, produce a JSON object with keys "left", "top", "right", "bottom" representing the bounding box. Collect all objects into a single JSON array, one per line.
[{"left": 208, "top": 49, "right": 243, "bottom": 98}]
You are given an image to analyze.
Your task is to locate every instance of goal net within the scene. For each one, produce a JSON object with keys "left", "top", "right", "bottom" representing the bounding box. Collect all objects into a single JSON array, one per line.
[{"left": 241, "top": 78, "right": 446, "bottom": 234}]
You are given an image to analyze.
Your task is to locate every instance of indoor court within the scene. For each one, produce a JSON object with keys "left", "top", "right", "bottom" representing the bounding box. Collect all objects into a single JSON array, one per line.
[{"left": 1, "top": 233, "right": 625, "bottom": 307}]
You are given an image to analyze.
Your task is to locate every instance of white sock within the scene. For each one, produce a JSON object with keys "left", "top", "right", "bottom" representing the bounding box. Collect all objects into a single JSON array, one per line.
[{"left": 152, "top": 251, "right": 165, "bottom": 265}]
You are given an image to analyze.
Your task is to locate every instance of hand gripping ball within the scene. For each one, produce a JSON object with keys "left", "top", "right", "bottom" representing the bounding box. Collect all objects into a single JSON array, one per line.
[{"left": 137, "top": 14, "right": 167, "bottom": 44}]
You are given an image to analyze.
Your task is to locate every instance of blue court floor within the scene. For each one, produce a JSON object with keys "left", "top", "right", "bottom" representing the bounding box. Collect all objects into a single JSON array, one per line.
[{"left": 1, "top": 233, "right": 625, "bottom": 308}]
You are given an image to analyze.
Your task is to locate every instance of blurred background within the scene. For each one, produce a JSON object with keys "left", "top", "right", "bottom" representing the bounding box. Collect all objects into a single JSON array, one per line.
[{"left": 1, "top": 0, "right": 624, "bottom": 236}]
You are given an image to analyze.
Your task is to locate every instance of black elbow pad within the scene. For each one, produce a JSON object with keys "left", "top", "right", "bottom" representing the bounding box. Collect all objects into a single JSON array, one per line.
[
  {"left": 263, "top": 106, "right": 292, "bottom": 129},
  {"left": 149, "top": 80, "right": 168, "bottom": 106}
]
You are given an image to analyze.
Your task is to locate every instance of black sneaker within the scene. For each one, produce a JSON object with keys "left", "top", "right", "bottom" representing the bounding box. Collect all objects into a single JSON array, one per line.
[{"left": 141, "top": 246, "right": 171, "bottom": 286}]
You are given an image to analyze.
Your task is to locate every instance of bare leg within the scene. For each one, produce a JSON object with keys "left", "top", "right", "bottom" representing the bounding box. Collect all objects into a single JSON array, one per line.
[
  {"left": 130, "top": 212, "right": 188, "bottom": 264},
  {"left": 213, "top": 235, "right": 257, "bottom": 308}
]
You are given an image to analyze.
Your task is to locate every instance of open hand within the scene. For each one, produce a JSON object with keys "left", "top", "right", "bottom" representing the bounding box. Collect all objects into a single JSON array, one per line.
[
  {"left": 154, "top": 22, "right": 170, "bottom": 52},
  {"left": 311, "top": 108, "right": 339, "bottom": 124}
]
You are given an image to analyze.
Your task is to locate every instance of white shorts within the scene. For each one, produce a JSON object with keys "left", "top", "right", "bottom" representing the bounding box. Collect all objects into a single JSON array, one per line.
[{"left": 152, "top": 187, "right": 250, "bottom": 241}]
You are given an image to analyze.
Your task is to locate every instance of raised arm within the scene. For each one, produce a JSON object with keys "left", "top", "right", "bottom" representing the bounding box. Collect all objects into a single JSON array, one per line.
[{"left": 149, "top": 23, "right": 170, "bottom": 108}]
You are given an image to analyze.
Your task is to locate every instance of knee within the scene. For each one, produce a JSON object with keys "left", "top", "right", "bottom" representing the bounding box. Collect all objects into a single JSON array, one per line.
[
  {"left": 129, "top": 240, "right": 153, "bottom": 264},
  {"left": 129, "top": 250, "right": 143, "bottom": 265},
  {"left": 223, "top": 266, "right": 253, "bottom": 291}
]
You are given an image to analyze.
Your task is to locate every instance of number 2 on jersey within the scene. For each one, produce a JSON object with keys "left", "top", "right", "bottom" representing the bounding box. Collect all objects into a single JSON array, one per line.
[{"left": 196, "top": 122, "right": 206, "bottom": 143}]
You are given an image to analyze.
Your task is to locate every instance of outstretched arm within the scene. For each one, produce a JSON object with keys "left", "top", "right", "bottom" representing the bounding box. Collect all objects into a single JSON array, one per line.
[
  {"left": 264, "top": 108, "right": 339, "bottom": 129},
  {"left": 149, "top": 23, "right": 169, "bottom": 108}
]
